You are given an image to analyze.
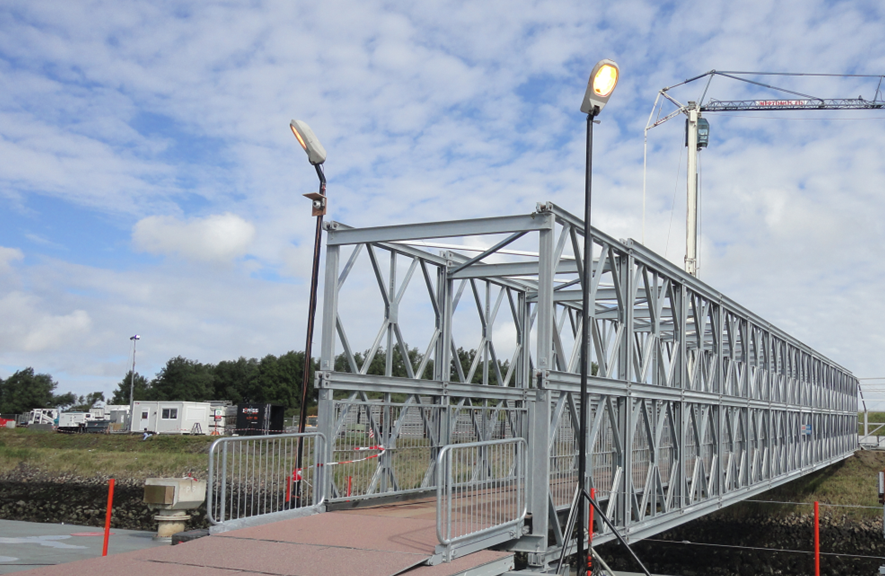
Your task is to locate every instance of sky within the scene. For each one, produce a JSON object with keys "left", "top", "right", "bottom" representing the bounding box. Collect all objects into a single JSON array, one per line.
[{"left": 1, "top": 0, "right": 884, "bottom": 402}]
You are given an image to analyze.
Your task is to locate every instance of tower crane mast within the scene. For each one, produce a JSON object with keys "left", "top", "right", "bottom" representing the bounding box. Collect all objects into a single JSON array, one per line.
[{"left": 644, "top": 71, "right": 885, "bottom": 277}]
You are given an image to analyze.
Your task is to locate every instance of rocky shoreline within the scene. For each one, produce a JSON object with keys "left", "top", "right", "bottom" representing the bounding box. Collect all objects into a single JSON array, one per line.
[
  {"left": 0, "top": 470, "right": 208, "bottom": 532},
  {"left": 598, "top": 513, "right": 885, "bottom": 576}
]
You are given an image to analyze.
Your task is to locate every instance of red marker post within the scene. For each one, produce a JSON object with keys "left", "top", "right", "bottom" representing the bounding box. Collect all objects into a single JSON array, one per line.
[
  {"left": 588, "top": 488, "right": 595, "bottom": 575},
  {"left": 102, "top": 478, "right": 115, "bottom": 556},
  {"left": 814, "top": 501, "right": 820, "bottom": 576}
]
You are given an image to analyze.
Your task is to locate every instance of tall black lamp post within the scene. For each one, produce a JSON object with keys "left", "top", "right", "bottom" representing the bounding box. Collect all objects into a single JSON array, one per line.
[
  {"left": 289, "top": 119, "right": 327, "bottom": 506},
  {"left": 577, "top": 59, "right": 619, "bottom": 576}
]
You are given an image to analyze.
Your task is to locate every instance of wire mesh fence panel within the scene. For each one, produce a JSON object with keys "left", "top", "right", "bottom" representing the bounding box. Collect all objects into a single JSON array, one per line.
[
  {"left": 591, "top": 413, "right": 616, "bottom": 503},
  {"left": 207, "top": 433, "right": 324, "bottom": 527},
  {"left": 436, "top": 437, "right": 527, "bottom": 549},
  {"left": 329, "top": 401, "right": 438, "bottom": 499},
  {"left": 632, "top": 404, "right": 652, "bottom": 498},
  {"left": 327, "top": 398, "right": 525, "bottom": 501},
  {"left": 549, "top": 396, "right": 579, "bottom": 510}
]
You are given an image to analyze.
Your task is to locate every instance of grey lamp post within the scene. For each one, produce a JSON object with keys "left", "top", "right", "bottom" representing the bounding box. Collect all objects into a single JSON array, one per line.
[
  {"left": 128, "top": 334, "right": 140, "bottom": 430},
  {"left": 577, "top": 59, "right": 618, "bottom": 576},
  {"left": 289, "top": 119, "right": 327, "bottom": 507}
]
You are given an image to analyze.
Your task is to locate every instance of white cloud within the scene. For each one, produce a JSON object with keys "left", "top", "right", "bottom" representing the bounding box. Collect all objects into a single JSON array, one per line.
[
  {"left": 132, "top": 213, "right": 256, "bottom": 263},
  {"left": 0, "top": 254, "right": 313, "bottom": 396},
  {"left": 0, "top": 0, "right": 883, "bottom": 396},
  {"left": 0, "top": 291, "right": 92, "bottom": 353},
  {"left": 0, "top": 246, "right": 23, "bottom": 274}
]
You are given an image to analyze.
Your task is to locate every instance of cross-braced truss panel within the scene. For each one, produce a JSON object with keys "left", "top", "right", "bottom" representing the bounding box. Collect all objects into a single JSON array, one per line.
[{"left": 316, "top": 203, "right": 858, "bottom": 568}]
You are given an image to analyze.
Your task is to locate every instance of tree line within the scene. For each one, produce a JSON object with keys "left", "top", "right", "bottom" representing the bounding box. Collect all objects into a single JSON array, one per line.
[
  {"left": 109, "top": 351, "right": 314, "bottom": 409},
  {"left": 0, "top": 368, "right": 105, "bottom": 415},
  {"left": 0, "top": 346, "right": 515, "bottom": 416}
]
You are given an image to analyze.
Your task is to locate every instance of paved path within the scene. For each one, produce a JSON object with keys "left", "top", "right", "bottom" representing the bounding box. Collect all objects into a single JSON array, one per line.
[
  {"left": 5, "top": 500, "right": 513, "bottom": 576},
  {"left": 0, "top": 519, "right": 165, "bottom": 574}
]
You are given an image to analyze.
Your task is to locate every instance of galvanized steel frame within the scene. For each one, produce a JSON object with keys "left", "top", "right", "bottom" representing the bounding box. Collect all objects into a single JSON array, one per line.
[{"left": 316, "top": 202, "right": 857, "bottom": 570}]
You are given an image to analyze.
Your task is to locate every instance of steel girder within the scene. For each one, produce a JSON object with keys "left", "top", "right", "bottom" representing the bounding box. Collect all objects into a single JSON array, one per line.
[{"left": 316, "top": 203, "right": 857, "bottom": 571}]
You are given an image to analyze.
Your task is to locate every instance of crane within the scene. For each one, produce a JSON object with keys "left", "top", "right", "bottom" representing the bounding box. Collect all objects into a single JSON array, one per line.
[{"left": 644, "top": 71, "right": 885, "bottom": 277}]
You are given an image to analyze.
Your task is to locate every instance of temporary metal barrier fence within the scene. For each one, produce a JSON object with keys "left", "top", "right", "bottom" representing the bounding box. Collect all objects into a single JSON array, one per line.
[
  {"left": 435, "top": 437, "right": 527, "bottom": 562},
  {"left": 207, "top": 432, "right": 325, "bottom": 533}
]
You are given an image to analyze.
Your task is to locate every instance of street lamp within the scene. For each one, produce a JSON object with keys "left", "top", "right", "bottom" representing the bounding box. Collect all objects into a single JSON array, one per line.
[
  {"left": 580, "top": 59, "right": 619, "bottom": 116},
  {"left": 289, "top": 119, "right": 327, "bottom": 507},
  {"left": 128, "top": 335, "right": 140, "bottom": 431},
  {"left": 578, "top": 59, "right": 618, "bottom": 576},
  {"left": 290, "top": 120, "right": 327, "bottom": 166}
]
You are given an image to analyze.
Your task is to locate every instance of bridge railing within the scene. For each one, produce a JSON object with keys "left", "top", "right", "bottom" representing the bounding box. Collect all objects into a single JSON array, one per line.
[
  {"left": 859, "top": 382, "right": 885, "bottom": 448},
  {"left": 859, "top": 419, "right": 885, "bottom": 448},
  {"left": 435, "top": 437, "right": 527, "bottom": 562},
  {"left": 207, "top": 432, "right": 326, "bottom": 533}
]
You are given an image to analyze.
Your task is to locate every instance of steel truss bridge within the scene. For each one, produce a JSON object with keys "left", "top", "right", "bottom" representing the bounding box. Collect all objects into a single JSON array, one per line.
[{"left": 209, "top": 202, "right": 858, "bottom": 575}]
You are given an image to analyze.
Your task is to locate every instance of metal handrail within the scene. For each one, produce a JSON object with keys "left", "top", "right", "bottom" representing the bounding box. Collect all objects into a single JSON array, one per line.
[
  {"left": 435, "top": 437, "right": 527, "bottom": 555},
  {"left": 207, "top": 432, "right": 326, "bottom": 531},
  {"left": 859, "top": 421, "right": 885, "bottom": 447}
]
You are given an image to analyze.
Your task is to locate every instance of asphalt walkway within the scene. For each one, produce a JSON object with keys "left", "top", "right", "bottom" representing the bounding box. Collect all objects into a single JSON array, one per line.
[{"left": 0, "top": 519, "right": 166, "bottom": 574}]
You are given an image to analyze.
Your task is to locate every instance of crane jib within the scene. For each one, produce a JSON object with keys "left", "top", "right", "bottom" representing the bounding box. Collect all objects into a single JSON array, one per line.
[
  {"left": 701, "top": 98, "right": 885, "bottom": 111},
  {"left": 756, "top": 100, "right": 816, "bottom": 106}
]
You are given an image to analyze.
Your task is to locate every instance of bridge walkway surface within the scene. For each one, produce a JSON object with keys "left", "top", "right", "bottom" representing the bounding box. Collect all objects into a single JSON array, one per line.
[{"left": 12, "top": 499, "right": 514, "bottom": 576}]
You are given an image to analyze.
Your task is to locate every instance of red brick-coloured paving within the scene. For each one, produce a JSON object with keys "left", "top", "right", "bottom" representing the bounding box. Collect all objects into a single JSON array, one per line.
[{"left": 12, "top": 499, "right": 513, "bottom": 576}]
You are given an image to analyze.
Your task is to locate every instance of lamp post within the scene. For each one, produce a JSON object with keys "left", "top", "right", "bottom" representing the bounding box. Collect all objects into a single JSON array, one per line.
[
  {"left": 289, "top": 119, "right": 327, "bottom": 507},
  {"left": 577, "top": 59, "right": 619, "bottom": 576},
  {"left": 128, "top": 334, "right": 140, "bottom": 431}
]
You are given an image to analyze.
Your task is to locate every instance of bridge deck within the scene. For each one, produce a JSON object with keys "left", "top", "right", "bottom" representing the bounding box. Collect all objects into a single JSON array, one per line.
[{"left": 14, "top": 501, "right": 513, "bottom": 576}]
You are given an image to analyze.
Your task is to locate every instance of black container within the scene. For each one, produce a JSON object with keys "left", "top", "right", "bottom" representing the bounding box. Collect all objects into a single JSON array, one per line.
[{"left": 235, "top": 403, "right": 285, "bottom": 436}]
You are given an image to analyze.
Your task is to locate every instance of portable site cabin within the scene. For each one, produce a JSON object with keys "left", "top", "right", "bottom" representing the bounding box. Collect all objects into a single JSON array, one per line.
[{"left": 130, "top": 401, "right": 211, "bottom": 435}]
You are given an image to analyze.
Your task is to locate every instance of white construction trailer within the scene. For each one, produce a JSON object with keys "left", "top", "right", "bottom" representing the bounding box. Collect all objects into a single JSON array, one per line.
[{"left": 130, "top": 401, "right": 211, "bottom": 435}]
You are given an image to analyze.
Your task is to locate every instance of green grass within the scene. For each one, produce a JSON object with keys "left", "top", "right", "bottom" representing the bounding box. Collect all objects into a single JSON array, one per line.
[
  {"left": 714, "top": 449, "right": 885, "bottom": 520},
  {"left": 0, "top": 427, "right": 215, "bottom": 480},
  {"left": 858, "top": 412, "right": 885, "bottom": 435},
  {"left": 0, "top": 444, "right": 34, "bottom": 460}
]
